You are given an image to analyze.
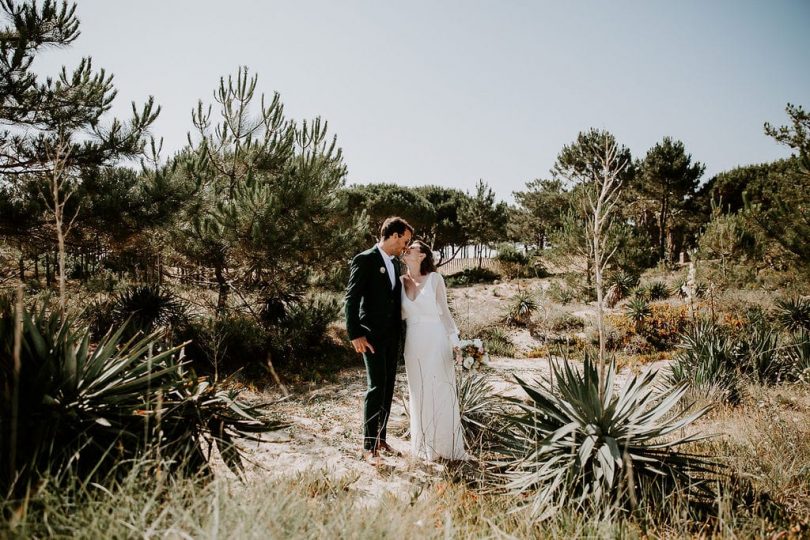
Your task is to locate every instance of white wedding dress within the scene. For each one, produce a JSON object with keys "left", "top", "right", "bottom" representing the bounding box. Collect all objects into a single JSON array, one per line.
[{"left": 401, "top": 272, "right": 468, "bottom": 461}]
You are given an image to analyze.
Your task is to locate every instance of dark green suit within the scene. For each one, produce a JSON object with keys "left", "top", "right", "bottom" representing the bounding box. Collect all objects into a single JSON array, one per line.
[{"left": 345, "top": 246, "right": 402, "bottom": 451}]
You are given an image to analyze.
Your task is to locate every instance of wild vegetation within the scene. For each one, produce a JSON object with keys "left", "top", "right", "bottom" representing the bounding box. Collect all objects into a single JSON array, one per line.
[{"left": 1, "top": 1, "right": 809, "bottom": 538}]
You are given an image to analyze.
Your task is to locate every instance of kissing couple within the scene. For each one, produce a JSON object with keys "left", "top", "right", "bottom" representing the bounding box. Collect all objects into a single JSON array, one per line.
[{"left": 345, "top": 216, "right": 470, "bottom": 464}]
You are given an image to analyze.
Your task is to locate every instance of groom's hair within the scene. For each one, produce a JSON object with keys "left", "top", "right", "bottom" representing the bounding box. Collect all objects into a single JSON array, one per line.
[{"left": 380, "top": 216, "right": 414, "bottom": 240}]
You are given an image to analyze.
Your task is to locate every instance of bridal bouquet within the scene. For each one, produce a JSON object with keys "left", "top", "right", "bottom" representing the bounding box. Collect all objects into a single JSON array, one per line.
[{"left": 455, "top": 338, "right": 490, "bottom": 371}]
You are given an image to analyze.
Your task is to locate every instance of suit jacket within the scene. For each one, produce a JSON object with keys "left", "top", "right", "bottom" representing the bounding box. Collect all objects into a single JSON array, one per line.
[{"left": 344, "top": 246, "right": 402, "bottom": 343}]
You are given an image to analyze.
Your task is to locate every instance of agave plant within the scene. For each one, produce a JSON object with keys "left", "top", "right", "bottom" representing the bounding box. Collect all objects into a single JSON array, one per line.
[
  {"left": 0, "top": 301, "right": 284, "bottom": 496},
  {"left": 110, "top": 284, "right": 189, "bottom": 339},
  {"left": 667, "top": 320, "right": 741, "bottom": 402},
  {"left": 499, "top": 354, "right": 719, "bottom": 520},
  {"left": 785, "top": 330, "right": 810, "bottom": 381},
  {"left": 735, "top": 324, "right": 789, "bottom": 385},
  {"left": 625, "top": 297, "right": 651, "bottom": 332},
  {"left": 457, "top": 372, "right": 501, "bottom": 451},
  {"left": 774, "top": 296, "right": 810, "bottom": 333},
  {"left": 505, "top": 290, "right": 538, "bottom": 327},
  {"left": 647, "top": 281, "right": 671, "bottom": 301},
  {"left": 605, "top": 271, "right": 639, "bottom": 307}
]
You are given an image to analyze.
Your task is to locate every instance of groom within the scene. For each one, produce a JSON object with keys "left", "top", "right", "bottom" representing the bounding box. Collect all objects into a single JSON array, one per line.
[{"left": 345, "top": 216, "right": 413, "bottom": 460}]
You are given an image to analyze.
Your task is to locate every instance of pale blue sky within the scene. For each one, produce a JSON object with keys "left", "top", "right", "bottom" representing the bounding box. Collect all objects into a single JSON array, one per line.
[{"left": 34, "top": 1, "right": 809, "bottom": 201}]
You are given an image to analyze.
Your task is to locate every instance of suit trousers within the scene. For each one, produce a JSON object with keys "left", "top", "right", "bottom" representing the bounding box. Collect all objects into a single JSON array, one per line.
[{"left": 362, "top": 333, "right": 400, "bottom": 451}]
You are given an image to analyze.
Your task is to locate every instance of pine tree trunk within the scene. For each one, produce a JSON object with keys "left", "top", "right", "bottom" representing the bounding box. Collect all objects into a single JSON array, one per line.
[
  {"left": 659, "top": 188, "right": 669, "bottom": 263},
  {"left": 215, "top": 265, "right": 228, "bottom": 313},
  {"left": 45, "top": 251, "right": 52, "bottom": 287}
]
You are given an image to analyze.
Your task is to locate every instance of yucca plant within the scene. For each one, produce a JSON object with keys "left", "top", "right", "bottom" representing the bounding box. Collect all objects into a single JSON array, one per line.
[
  {"left": 0, "top": 301, "right": 284, "bottom": 496},
  {"left": 457, "top": 372, "right": 502, "bottom": 451},
  {"left": 625, "top": 297, "right": 651, "bottom": 332},
  {"left": 785, "top": 330, "right": 810, "bottom": 381},
  {"left": 667, "top": 320, "right": 741, "bottom": 404},
  {"left": 110, "top": 284, "right": 189, "bottom": 339},
  {"left": 647, "top": 281, "right": 671, "bottom": 301},
  {"left": 774, "top": 296, "right": 810, "bottom": 333},
  {"left": 735, "top": 324, "right": 789, "bottom": 385},
  {"left": 605, "top": 271, "right": 639, "bottom": 308},
  {"left": 498, "top": 353, "right": 720, "bottom": 520},
  {"left": 505, "top": 290, "right": 538, "bottom": 327},
  {"left": 632, "top": 284, "right": 650, "bottom": 301}
]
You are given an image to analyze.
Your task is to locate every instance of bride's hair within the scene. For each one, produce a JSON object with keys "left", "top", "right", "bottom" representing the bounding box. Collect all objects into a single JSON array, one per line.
[{"left": 412, "top": 240, "right": 436, "bottom": 275}]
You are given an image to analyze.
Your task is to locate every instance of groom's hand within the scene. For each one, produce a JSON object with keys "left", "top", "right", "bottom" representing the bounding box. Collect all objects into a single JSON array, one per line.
[{"left": 352, "top": 336, "right": 376, "bottom": 355}]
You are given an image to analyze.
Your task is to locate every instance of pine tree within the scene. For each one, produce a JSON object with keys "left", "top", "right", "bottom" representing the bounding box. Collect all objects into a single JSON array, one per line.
[
  {"left": 460, "top": 179, "right": 507, "bottom": 267},
  {"left": 635, "top": 137, "right": 704, "bottom": 264},
  {"left": 175, "top": 67, "right": 361, "bottom": 312},
  {"left": 0, "top": 0, "right": 158, "bottom": 302}
]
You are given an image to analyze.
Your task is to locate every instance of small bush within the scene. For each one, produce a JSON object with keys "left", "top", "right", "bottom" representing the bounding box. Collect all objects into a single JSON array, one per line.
[
  {"left": 547, "top": 281, "right": 575, "bottom": 305},
  {"left": 478, "top": 326, "right": 515, "bottom": 357},
  {"left": 445, "top": 266, "right": 501, "bottom": 287},
  {"left": 182, "top": 314, "right": 269, "bottom": 377},
  {"left": 496, "top": 243, "right": 529, "bottom": 279},
  {"left": 268, "top": 293, "right": 345, "bottom": 373},
  {"left": 643, "top": 303, "right": 689, "bottom": 349},
  {"left": 548, "top": 312, "right": 585, "bottom": 332}
]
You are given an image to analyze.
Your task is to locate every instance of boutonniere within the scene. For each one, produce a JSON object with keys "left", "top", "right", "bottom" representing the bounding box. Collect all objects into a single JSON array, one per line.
[{"left": 379, "top": 267, "right": 386, "bottom": 274}]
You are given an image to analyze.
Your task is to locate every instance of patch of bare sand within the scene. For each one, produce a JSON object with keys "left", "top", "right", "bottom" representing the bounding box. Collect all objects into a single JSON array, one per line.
[
  {"left": 233, "top": 352, "right": 671, "bottom": 505},
  {"left": 229, "top": 278, "right": 678, "bottom": 502}
]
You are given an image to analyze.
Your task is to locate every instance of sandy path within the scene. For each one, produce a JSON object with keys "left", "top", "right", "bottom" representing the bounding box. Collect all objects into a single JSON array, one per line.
[{"left": 236, "top": 356, "right": 557, "bottom": 501}]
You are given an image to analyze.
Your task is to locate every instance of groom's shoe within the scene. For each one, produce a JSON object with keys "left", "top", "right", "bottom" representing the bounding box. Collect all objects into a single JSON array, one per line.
[
  {"left": 362, "top": 449, "right": 380, "bottom": 465},
  {"left": 377, "top": 441, "right": 402, "bottom": 457}
]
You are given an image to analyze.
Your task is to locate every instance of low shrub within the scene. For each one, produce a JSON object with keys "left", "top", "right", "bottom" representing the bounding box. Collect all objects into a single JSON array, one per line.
[
  {"left": 548, "top": 312, "right": 585, "bottom": 332},
  {"left": 547, "top": 281, "right": 575, "bottom": 305},
  {"left": 643, "top": 303, "right": 689, "bottom": 349},
  {"left": 445, "top": 266, "right": 501, "bottom": 287},
  {"left": 181, "top": 313, "right": 270, "bottom": 378},
  {"left": 477, "top": 326, "right": 515, "bottom": 357},
  {"left": 496, "top": 243, "right": 529, "bottom": 279},
  {"left": 268, "top": 293, "right": 346, "bottom": 373}
]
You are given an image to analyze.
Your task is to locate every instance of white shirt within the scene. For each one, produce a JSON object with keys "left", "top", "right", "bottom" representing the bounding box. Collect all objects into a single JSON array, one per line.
[{"left": 376, "top": 243, "right": 396, "bottom": 289}]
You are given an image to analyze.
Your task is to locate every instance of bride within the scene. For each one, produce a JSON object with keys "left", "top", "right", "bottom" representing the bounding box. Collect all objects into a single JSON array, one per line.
[{"left": 400, "top": 240, "right": 468, "bottom": 461}]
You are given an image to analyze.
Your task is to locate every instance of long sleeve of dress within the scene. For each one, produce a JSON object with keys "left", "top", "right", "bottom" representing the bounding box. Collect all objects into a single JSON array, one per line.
[{"left": 434, "top": 273, "right": 460, "bottom": 347}]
